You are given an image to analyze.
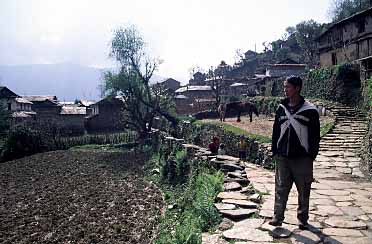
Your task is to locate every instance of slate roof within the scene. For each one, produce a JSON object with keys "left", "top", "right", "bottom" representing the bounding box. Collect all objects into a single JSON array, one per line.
[
  {"left": 60, "top": 106, "right": 87, "bottom": 115},
  {"left": 23, "top": 95, "right": 58, "bottom": 102},
  {"left": 15, "top": 97, "right": 33, "bottom": 104},
  {"left": 175, "top": 86, "right": 212, "bottom": 93}
]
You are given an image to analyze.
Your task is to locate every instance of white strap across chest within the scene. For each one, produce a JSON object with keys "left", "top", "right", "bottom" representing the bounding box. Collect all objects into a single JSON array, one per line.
[{"left": 277, "top": 101, "right": 317, "bottom": 153}]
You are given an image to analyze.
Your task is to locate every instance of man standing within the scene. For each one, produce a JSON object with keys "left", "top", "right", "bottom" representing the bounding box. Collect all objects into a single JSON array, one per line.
[{"left": 270, "top": 76, "right": 320, "bottom": 230}]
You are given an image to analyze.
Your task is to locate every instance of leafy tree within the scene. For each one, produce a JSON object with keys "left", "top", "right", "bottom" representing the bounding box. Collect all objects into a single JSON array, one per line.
[
  {"left": 329, "top": 0, "right": 372, "bottom": 22},
  {"left": 103, "top": 25, "right": 177, "bottom": 139},
  {"left": 294, "top": 20, "right": 324, "bottom": 65}
]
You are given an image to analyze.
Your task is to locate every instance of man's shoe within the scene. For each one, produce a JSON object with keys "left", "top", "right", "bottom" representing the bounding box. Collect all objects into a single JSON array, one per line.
[{"left": 268, "top": 219, "right": 282, "bottom": 226}]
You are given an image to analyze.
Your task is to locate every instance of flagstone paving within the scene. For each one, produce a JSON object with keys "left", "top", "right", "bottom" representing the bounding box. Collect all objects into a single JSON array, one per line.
[{"left": 197, "top": 104, "right": 372, "bottom": 243}]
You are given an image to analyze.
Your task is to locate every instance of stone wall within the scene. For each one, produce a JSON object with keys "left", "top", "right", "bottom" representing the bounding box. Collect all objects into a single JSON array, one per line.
[{"left": 178, "top": 122, "right": 273, "bottom": 169}]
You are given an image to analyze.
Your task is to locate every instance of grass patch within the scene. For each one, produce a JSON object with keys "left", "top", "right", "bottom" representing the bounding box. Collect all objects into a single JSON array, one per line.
[
  {"left": 195, "top": 120, "right": 271, "bottom": 143},
  {"left": 320, "top": 121, "right": 335, "bottom": 138},
  {"left": 146, "top": 153, "right": 224, "bottom": 244}
]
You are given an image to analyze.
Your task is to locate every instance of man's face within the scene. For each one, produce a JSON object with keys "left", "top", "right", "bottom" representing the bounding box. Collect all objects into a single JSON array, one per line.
[{"left": 283, "top": 80, "right": 300, "bottom": 98}]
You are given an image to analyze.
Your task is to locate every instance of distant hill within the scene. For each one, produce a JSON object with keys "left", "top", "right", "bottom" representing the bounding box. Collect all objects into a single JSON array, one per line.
[{"left": 0, "top": 63, "right": 165, "bottom": 101}]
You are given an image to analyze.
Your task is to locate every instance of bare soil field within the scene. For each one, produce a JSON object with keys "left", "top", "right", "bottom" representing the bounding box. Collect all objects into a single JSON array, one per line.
[
  {"left": 0, "top": 150, "right": 163, "bottom": 244},
  {"left": 203, "top": 115, "right": 334, "bottom": 138}
]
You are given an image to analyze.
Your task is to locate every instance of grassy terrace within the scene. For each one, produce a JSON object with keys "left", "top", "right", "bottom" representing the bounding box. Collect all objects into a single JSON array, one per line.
[
  {"left": 195, "top": 119, "right": 335, "bottom": 144},
  {"left": 194, "top": 120, "right": 272, "bottom": 143}
]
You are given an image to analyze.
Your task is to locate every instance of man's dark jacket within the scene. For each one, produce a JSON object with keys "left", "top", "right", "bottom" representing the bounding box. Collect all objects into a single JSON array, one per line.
[{"left": 272, "top": 97, "right": 320, "bottom": 159}]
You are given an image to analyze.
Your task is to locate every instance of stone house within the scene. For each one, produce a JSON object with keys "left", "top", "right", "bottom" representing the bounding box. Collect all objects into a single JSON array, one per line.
[
  {"left": 316, "top": 7, "right": 372, "bottom": 79},
  {"left": 23, "top": 96, "right": 61, "bottom": 120},
  {"left": 265, "top": 64, "right": 306, "bottom": 77},
  {"left": 158, "top": 78, "right": 181, "bottom": 93},
  {"left": 59, "top": 106, "right": 87, "bottom": 135},
  {"left": 189, "top": 72, "right": 207, "bottom": 86},
  {"left": 0, "top": 86, "right": 36, "bottom": 120},
  {"left": 175, "top": 85, "right": 214, "bottom": 100},
  {"left": 0, "top": 86, "right": 19, "bottom": 111},
  {"left": 86, "top": 96, "right": 126, "bottom": 133},
  {"left": 78, "top": 100, "right": 96, "bottom": 116}
]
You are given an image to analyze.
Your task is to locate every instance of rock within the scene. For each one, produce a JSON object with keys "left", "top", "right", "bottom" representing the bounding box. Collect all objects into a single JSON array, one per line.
[
  {"left": 240, "top": 186, "right": 254, "bottom": 194},
  {"left": 221, "top": 199, "right": 258, "bottom": 208},
  {"left": 313, "top": 205, "right": 343, "bottom": 217},
  {"left": 323, "top": 236, "right": 372, "bottom": 244},
  {"left": 340, "top": 206, "right": 365, "bottom": 216},
  {"left": 223, "top": 182, "right": 242, "bottom": 191},
  {"left": 324, "top": 217, "right": 367, "bottom": 229},
  {"left": 224, "top": 177, "right": 249, "bottom": 185},
  {"left": 249, "top": 193, "right": 261, "bottom": 203},
  {"left": 261, "top": 222, "right": 297, "bottom": 238},
  {"left": 219, "top": 209, "right": 257, "bottom": 219},
  {"left": 202, "top": 233, "right": 229, "bottom": 244},
  {"left": 336, "top": 201, "right": 353, "bottom": 207},
  {"left": 315, "top": 189, "right": 350, "bottom": 196},
  {"left": 290, "top": 230, "right": 321, "bottom": 244},
  {"left": 214, "top": 203, "right": 236, "bottom": 210},
  {"left": 227, "top": 171, "right": 243, "bottom": 178},
  {"left": 234, "top": 218, "right": 265, "bottom": 229},
  {"left": 360, "top": 206, "right": 372, "bottom": 214},
  {"left": 217, "top": 192, "right": 248, "bottom": 200},
  {"left": 222, "top": 227, "right": 273, "bottom": 242},
  {"left": 329, "top": 195, "right": 353, "bottom": 202},
  {"left": 259, "top": 209, "right": 274, "bottom": 218},
  {"left": 322, "top": 228, "right": 364, "bottom": 237},
  {"left": 182, "top": 143, "right": 202, "bottom": 150},
  {"left": 312, "top": 198, "right": 334, "bottom": 205},
  {"left": 221, "top": 163, "right": 244, "bottom": 171},
  {"left": 218, "top": 218, "right": 234, "bottom": 231},
  {"left": 216, "top": 155, "right": 240, "bottom": 162}
]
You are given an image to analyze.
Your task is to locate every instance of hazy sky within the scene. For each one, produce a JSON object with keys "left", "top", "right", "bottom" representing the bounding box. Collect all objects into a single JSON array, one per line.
[{"left": 1, "top": 0, "right": 332, "bottom": 83}]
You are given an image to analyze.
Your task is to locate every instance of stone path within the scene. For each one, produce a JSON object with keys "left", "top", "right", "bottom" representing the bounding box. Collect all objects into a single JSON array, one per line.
[{"left": 201, "top": 105, "right": 372, "bottom": 243}]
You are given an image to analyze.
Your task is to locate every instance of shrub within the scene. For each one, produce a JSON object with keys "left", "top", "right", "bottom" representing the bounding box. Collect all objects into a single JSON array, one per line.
[
  {"left": 3, "top": 125, "right": 47, "bottom": 160},
  {"left": 149, "top": 144, "right": 224, "bottom": 243}
]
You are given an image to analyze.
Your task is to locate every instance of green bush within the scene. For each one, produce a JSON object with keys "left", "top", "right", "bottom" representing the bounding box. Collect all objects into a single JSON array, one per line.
[
  {"left": 3, "top": 125, "right": 47, "bottom": 160},
  {"left": 302, "top": 63, "right": 361, "bottom": 105},
  {"left": 0, "top": 103, "right": 10, "bottom": 135},
  {"left": 149, "top": 146, "right": 224, "bottom": 243}
]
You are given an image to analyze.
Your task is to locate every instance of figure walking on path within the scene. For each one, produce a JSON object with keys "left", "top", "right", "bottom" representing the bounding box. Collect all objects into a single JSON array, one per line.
[
  {"left": 237, "top": 135, "right": 248, "bottom": 161},
  {"left": 270, "top": 76, "right": 320, "bottom": 230},
  {"left": 208, "top": 136, "right": 220, "bottom": 155}
]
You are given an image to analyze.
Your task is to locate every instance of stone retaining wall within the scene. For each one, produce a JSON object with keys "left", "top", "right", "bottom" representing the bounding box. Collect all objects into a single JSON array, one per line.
[{"left": 179, "top": 122, "right": 273, "bottom": 169}]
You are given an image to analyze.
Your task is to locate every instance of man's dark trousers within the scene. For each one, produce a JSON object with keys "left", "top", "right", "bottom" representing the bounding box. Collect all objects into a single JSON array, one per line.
[{"left": 273, "top": 156, "right": 313, "bottom": 224}]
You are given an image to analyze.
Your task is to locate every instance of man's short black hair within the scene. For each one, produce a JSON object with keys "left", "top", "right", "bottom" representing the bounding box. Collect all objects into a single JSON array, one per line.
[{"left": 286, "top": 76, "right": 303, "bottom": 89}]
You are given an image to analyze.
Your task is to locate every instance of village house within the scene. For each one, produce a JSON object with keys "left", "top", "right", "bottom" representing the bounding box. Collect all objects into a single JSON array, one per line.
[
  {"left": 154, "top": 78, "right": 181, "bottom": 93},
  {"left": 23, "top": 95, "right": 61, "bottom": 119},
  {"left": 79, "top": 100, "right": 95, "bottom": 116},
  {"left": 86, "top": 96, "right": 126, "bottom": 133},
  {"left": 0, "top": 86, "right": 20, "bottom": 111},
  {"left": 175, "top": 85, "right": 214, "bottom": 100},
  {"left": 317, "top": 7, "right": 372, "bottom": 79},
  {"left": 0, "top": 86, "right": 36, "bottom": 120},
  {"left": 265, "top": 63, "right": 306, "bottom": 77},
  {"left": 59, "top": 105, "right": 87, "bottom": 135},
  {"left": 189, "top": 72, "right": 207, "bottom": 86}
]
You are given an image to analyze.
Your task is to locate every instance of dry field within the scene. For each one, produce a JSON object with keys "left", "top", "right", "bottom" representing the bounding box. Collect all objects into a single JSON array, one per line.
[{"left": 0, "top": 150, "right": 163, "bottom": 244}]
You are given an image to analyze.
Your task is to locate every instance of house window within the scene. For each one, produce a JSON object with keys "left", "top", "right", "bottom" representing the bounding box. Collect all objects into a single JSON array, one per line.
[
  {"left": 358, "top": 19, "right": 365, "bottom": 33},
  {"left": 7, "top": 103, "right": 11, "bottom": 111},
  {"left": 332, "top": 53, "right": 337, "bottom": 65}
]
